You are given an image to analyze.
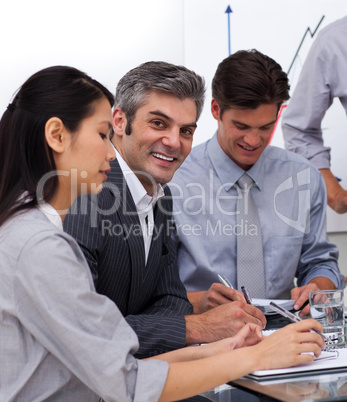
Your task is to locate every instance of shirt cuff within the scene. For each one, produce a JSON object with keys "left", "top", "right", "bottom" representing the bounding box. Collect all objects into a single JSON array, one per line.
[
  {"left": 303, "top": 268, "right": 345, "bottom": 290},
  {"left": 134, "top": 359, "right": 169, "bottom": 401}
]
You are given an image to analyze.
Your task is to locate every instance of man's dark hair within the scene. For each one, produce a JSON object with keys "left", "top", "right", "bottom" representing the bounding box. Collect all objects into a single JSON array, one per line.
[{"left": 212, "top": 49, "right": 290, "bottom": 117}]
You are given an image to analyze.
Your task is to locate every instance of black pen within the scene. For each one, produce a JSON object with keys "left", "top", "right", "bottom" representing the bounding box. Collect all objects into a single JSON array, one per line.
[
  {"left": 269, "top": 301, "right": 328, "bottom": 343},
  {"left": 296, "top": 299, "right": 309, "bottom": 312},
  {"left": 241, "top": 286, "right": 252, "bottom": 304}
]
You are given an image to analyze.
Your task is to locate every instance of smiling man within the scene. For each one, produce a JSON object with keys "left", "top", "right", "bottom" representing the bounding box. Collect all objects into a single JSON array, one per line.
[
  {"left": 170, "top": 50, "right": 344, "bottom": 317},
  {"left": 64, "top": 61, "right": 266, "bottom": 358},
  {"left": 112, "top": 90, "right": 197, "bottom": 194}
]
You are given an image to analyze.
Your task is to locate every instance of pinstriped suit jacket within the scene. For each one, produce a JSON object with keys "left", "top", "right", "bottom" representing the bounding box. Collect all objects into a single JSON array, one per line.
[{"left": 64, "top": 159, "right": 193, "bottom": 358}]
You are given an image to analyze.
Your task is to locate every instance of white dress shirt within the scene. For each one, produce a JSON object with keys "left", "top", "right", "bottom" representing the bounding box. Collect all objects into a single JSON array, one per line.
[
  {"left": 116, "top": 150, "right": 164, "bottom": 263},
  {"left": 39, "top": 200, "right": 63, "bottom": 230}
]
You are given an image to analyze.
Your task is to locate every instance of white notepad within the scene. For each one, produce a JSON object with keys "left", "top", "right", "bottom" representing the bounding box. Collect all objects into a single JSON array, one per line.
[
  {"left": 252, "top": 298, "right": 295, "bottom": 315},
  {"left": 246, "top": 347, "right": 347, "bottom": 381}
]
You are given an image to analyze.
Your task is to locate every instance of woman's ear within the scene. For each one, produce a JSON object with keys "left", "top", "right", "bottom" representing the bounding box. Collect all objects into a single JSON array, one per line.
[
  {"left": 112, "top": 107, "right": 127, "bottom": 138},
  {"left": 45, "top": 117, "right": 67, "bottom": 153}
]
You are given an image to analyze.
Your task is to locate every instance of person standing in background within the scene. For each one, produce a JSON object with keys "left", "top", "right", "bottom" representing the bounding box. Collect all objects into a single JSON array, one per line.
[{"left": 282, "top": 16, "right": 347, "bottom": 214}]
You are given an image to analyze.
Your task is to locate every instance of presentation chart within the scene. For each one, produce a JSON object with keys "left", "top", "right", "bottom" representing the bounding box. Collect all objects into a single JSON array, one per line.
[{"left": 184, "top": 0, "right": 347, "bottom": 232}]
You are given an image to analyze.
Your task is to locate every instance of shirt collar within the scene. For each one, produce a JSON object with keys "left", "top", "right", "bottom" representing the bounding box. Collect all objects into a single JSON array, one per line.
[
  {"left": 18, "top": 192, "right": 63, "bottom": 230},
  {"left": 207, "top": 131, "right": 266, "bottom": 191},
  {"left": 38, "top": 201, "right": 63, "bottom": 230},
  {"left": 115, "top": 149, "right": 164, "bottom": 213}
]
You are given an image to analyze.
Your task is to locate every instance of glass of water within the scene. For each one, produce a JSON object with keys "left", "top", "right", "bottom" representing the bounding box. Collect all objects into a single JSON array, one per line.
[{"left": 309, "top": 289, "right": 345, "bottom": 348}]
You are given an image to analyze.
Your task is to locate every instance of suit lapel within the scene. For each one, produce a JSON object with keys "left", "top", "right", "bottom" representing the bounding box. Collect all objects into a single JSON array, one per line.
[
  {"left": 144, "top": 189, "right": 171, "bottom": 283},
  {"left": 107, "top": 159, "right": 146, "bottom": 299},
  {"left": 145, "top": 202, "right": 163, "bottom": 271}
]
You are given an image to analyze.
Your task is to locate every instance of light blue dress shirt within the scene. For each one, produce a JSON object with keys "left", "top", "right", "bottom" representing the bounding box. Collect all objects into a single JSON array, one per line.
[
  {"left": 282, "top": 16, "right": 347, "bottom": 170},
  {"left": 170, "top": 133, "right": 344, "bottom": 299}
]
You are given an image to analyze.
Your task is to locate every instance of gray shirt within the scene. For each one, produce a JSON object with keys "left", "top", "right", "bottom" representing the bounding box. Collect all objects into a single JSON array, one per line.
[
  {"left": 0, "top": 207, "right": 168, "bottom": 401},
  {"left": 282, "top": 16, "right": 347, "bottom": 169},
  {"left": 170, "top": 133, "right": 343, "bottom": 299}
]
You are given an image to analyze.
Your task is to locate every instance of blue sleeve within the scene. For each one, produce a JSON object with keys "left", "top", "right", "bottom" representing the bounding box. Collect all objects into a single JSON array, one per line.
[{"left": 296, "top": 172, "right": 344, "bottom": 288}]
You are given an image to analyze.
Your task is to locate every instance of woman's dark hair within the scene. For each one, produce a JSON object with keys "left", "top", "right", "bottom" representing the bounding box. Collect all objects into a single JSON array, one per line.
[{"left": 0, "top": 65, "right": 114, "bottom": 226}]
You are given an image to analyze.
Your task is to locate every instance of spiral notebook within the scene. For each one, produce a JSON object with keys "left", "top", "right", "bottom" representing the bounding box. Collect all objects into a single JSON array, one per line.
[{"left": 245, "top": 332, "right": 347, "bottom": 381}]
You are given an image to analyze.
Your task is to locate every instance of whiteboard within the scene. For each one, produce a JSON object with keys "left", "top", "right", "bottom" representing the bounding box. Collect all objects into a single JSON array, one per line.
[{"left": 1, "top": 0, "right": 346, "bottom": 231}]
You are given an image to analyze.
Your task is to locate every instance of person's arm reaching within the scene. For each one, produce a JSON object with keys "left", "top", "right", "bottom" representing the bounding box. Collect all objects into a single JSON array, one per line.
[
  {"left": 184, "top": 300, "right": 266, "bottom": 344},
  {"left": 319, "top": 169, "right": 347, "bottom": 214},
  {"left": 292, "top": 276, "right": 336, "bottom": 317},
  {"left": 282, "top": 29, "right": 332, "bottom": 171},
  {"left": 151, "top": 319, "right": 325, "bottom": 402},
  {"left": 149, "top": 323, "right": 263, "bottom": 363},
  {"left": 294, "top": 168, "right": 343, "bottom": 316},
  {"left": 282, "top": 27, "right": 347, "bottom": 215}
]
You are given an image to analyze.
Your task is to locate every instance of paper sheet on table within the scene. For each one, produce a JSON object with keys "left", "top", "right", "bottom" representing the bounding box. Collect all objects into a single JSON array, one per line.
[
  {"left": 252, "top": 298, "right": 294, "bottom": 315},
  {"left": 245, "top": 348, "right": 347, "bottom": 381}
]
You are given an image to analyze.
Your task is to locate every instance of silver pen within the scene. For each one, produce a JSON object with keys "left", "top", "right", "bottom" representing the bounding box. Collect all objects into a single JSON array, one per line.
[
  {"left": 217, "top": 274, "right": 234, "bottom": 289},
  {"left": 269, "top": 301, "right": 330, "bottom": 343}
]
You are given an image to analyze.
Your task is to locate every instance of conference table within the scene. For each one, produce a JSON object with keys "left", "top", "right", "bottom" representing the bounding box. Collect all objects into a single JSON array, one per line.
[
  {"left": 182, "top": 373, "right": 347, "bottom": 401},
  {"left": 179, "top": 316, "right": 347, "bottom": 401}
]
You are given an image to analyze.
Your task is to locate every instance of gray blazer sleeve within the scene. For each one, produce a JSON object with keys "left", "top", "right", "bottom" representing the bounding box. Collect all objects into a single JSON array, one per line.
[{"left": 64, "top": 163, "right": 193, "bottom": 358}]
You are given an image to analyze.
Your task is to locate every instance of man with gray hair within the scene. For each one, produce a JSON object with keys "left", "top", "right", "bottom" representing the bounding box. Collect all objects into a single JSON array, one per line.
[{"left": 64, "top": 61, "right": 266, "bottom": 358}]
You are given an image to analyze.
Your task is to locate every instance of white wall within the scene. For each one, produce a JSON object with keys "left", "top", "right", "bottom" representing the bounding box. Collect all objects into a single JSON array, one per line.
[{"left": 0, "top": 0, "right": 185, "bottom": 112}]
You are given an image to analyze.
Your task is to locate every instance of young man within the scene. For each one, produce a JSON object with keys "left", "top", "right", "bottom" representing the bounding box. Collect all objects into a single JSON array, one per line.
[
  {"left": 170, "top": 50, "right": 344, "bottom": 317},
  {"left": 64, "top": 61, "right": 265, "bottom": 358}
]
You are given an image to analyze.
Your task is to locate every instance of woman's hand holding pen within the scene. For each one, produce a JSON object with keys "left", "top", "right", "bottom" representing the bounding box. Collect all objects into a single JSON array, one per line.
[{"left": 249, "top": 319, "right": 326, "bottom": 371}]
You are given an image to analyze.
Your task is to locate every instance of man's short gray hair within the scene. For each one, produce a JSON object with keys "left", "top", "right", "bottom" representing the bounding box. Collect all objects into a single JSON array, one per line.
[{"left": 115, "top": 61, "right": 205, "bottom": 135}]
